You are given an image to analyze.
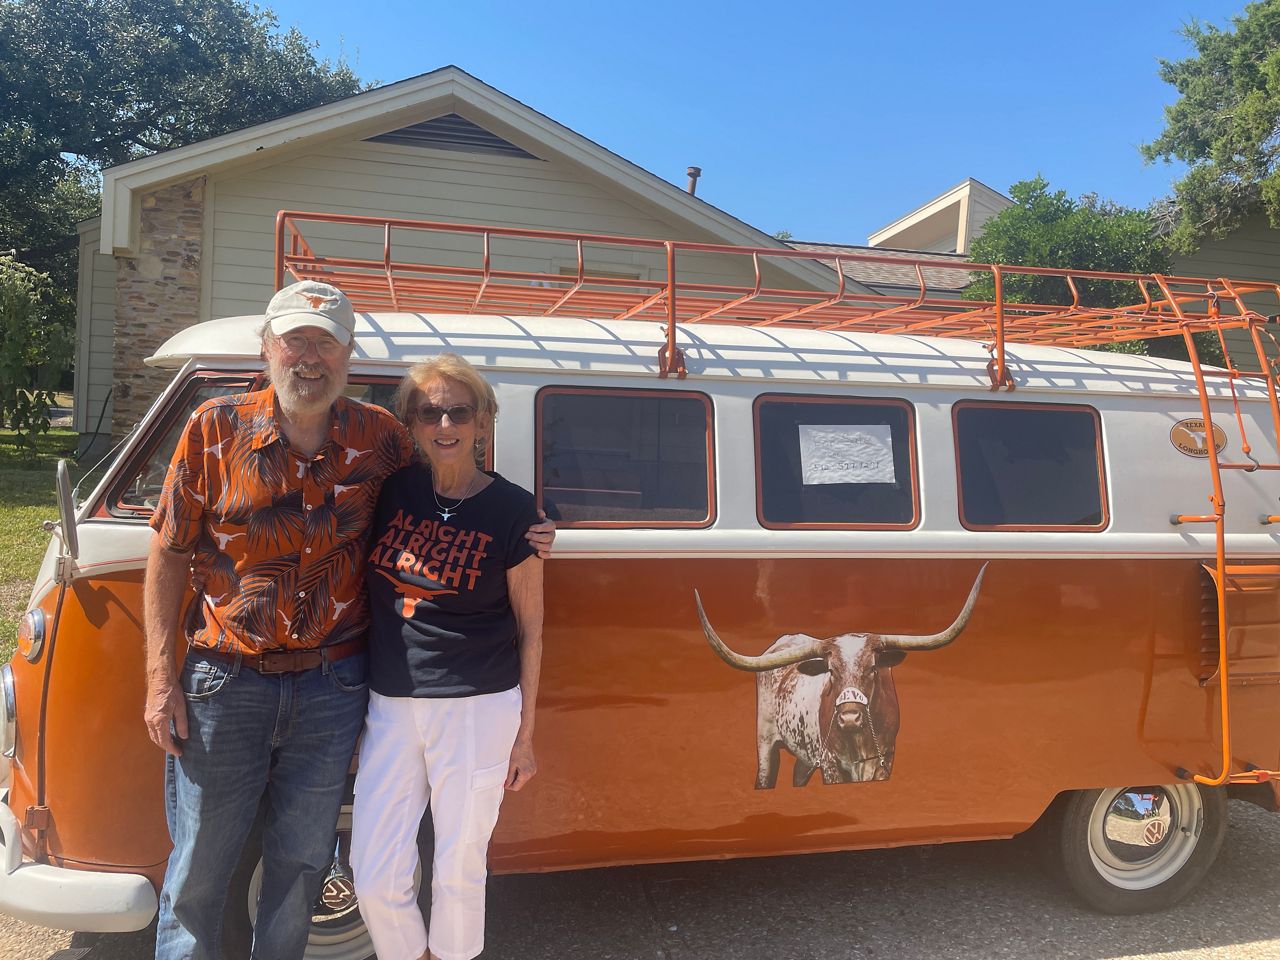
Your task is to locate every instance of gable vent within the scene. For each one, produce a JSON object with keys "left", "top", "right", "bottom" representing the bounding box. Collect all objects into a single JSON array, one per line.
[{"left": 366, "top": 114, "right": 541, "bottom": 159}]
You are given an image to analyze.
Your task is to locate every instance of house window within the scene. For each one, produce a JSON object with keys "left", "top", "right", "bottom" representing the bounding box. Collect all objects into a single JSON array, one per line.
[
  {"left": 537, "top": 387, "right": 714, "bottom": 527},
  {"left": 755, "top": 395, "right": 918, "bottom": 528},
  {"left": 954, "top": 401, "right": 1107, "bottom": 530}
]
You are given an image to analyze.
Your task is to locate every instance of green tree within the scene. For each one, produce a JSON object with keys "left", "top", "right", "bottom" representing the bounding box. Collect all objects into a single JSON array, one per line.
[
  {"left": 0, "top": 256, "right": 73, "bottom": 453},
  {"left": 1143, "top": 1, "right": 1280, "bottom": 252},
  {"left": 0, "top": 0, "right": 364, "bottom": 332},
  {"left": 965, "top": 177, "right": 1220, "bottom": 362}
]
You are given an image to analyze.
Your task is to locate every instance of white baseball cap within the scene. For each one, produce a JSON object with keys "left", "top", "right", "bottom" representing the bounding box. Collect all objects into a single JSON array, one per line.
[{"left": 266, "top": 281, "right": 356, "bottom": 345}]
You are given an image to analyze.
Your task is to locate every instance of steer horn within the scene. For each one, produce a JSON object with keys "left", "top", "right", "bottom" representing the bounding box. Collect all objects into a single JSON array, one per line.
[
  {"left": 694, "top": 590, "right": 827, "bottom": 672},
  {"left": 877, "top": 563, "right": 988, "bottom": 652}
]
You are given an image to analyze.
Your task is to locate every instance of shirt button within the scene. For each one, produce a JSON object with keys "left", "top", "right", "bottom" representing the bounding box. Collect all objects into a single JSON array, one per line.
[
  {"left": 304, "top": 547, "right": 312, "bottom": 554},
  {"left": 305, "top": 504, "right": 314, "bottom": 511},
  {"left": 291, "top": 633, "right": 299, "bottom": 640},
  {"left": 298, "top": 591, "right": 306, "bottom": 598}
]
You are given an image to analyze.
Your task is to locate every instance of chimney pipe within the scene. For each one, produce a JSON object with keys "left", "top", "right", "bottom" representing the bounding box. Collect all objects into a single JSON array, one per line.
[{"left": 686, "top": 166, "right": 702, "bottom": 196}]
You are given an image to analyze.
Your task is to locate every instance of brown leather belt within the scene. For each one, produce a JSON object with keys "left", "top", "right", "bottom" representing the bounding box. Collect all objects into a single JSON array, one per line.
[{"left": 193, "top": 636, "right": 366, "bottom": 675}]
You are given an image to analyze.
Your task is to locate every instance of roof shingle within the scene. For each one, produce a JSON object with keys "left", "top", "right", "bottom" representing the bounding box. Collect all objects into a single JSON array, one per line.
[{"left": 786, "top": 241, "right": 973, "bottom": 293}]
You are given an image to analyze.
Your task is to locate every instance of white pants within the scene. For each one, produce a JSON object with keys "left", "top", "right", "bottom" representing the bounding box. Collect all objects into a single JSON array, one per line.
[{"left": 351, "top": 688, "right": 521, "bottom": 960}]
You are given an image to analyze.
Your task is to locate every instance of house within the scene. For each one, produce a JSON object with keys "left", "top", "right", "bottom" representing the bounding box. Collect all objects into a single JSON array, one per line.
[
  {"left": 80, "top": 69, "right": 1275, "bottom": 450},
  {"left": 76, "top": 66, "right": 854, "bottom": 447},
  {"left": 763, "top": 181, "right": 1012, "bottom": 322},
  {"left": 864, "top": 178, "right": 1279, "bottom": 362},
  {"left": 1171, "top": 215, "right": 1280, "bottom": 360},
  {"left": 866, "top": 178, "right": 1013, "bottom": 255}
]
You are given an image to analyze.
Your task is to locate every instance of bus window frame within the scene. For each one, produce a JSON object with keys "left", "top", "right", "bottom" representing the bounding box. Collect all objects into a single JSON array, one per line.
[
  {"left": 534, "top": 384, "right": 716, "bottom": 529},
  {"left": 753, "top": 393, "right": 921, "bottom": 531},
  {"left": 952, "top": 399, "right": 1109, "bottom": 533}
]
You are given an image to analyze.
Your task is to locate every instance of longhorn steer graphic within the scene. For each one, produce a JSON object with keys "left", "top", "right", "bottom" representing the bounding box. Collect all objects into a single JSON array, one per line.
[{"left": 695, "top": 564, "right": 987, "bottom": 788}]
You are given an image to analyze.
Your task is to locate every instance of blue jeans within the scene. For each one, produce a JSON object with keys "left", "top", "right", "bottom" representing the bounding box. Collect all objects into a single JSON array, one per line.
[{"left": 154, "top": 649, "right": 369, "bottom": 960}]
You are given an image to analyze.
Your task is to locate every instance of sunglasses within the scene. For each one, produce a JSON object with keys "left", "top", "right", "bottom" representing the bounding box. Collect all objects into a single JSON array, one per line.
[{"left": 413, "top": 403, "right": 476, "bottom": 425}]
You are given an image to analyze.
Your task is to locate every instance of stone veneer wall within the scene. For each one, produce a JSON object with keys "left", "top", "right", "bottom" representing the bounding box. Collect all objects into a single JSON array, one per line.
[{"left": 111, "top": 177, "right": 206, "bottom": 436}]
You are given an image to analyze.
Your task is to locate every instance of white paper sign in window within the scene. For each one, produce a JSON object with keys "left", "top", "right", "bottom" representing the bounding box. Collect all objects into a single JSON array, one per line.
[{"left": 798, "top": 424, "right": 896, "bottom": 485}]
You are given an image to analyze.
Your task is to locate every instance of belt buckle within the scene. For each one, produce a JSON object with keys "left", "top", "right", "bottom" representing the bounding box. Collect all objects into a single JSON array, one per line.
[{"left": 257, "top": 650, "right": 295, "bottom": 675}]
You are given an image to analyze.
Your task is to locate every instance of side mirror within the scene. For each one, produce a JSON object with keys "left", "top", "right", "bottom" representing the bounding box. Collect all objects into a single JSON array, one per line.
[{"left": 55, "top": 459, "right": 79, "bottom": 561}]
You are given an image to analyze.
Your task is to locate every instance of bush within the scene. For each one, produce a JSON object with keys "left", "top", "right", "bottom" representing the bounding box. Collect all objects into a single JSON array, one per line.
[{"left": 0, "top": 255, "right": 73, "bottom": 454}]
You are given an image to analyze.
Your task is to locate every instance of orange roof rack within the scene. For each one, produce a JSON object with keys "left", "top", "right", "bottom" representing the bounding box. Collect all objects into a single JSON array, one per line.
[{"left": 274, "top": 210, "right": 1280, "bottom": 387}]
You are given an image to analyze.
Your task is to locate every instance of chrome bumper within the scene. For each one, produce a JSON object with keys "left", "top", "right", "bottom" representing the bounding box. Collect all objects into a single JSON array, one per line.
[{"left": 0, "top": 799, "right": 156, "bottom": 932}]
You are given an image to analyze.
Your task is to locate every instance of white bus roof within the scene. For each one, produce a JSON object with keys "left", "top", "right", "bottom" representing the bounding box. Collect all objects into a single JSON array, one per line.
[{"left": 146, "top": 311, "right": 1253, "bottom": 401}]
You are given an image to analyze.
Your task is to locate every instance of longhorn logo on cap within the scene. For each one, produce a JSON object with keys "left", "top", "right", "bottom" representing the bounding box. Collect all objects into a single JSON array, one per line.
[{"left": 301, "top": 293, "right": 338, "bottom": 309}]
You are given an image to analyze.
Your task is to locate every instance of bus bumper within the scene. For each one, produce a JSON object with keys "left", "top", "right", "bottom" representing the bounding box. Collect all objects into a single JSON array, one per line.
[{"left": 0, "top": 799, "right": 156, "bottom": 932}]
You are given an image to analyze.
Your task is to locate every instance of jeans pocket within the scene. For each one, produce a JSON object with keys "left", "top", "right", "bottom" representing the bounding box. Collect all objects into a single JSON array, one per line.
[
  {"left": 179, "top": 655, "right": 232, "bottom": 701},
  {"left": 465, "top": 760, "right": 510, "bottom": 842},
  {"left": 327, "top": 653, "right": 369, "bottom": 693}
]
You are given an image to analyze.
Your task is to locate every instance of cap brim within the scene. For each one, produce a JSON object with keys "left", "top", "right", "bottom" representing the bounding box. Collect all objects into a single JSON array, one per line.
[{"left": 269, "top": 313, "right": 353, "bottom": 345}]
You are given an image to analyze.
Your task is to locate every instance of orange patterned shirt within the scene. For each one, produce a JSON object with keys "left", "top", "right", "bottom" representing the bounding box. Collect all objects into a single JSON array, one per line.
[{"left": 150, "top": 386, "right": 414, "bottom": 655}]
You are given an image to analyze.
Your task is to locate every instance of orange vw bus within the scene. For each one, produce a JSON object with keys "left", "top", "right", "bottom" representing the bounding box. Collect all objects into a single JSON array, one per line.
[{"left": 2, "top": 213, "right": 1280, "bottom": 957}]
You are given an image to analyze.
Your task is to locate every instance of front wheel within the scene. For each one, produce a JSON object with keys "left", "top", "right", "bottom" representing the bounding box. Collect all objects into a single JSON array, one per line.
[
  {"left": 221, "top": 804, "right": 433, "bottom": 960},
  {"left": 1051, "top": 783, "right": 1226, "bottom": 914},
  {"left": 222, "top": 808, "right": 374, "bottom": 960}
]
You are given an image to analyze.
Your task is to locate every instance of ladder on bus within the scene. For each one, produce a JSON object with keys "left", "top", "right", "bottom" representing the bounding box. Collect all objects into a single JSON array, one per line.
[{"left": 1169, "top": 286, "right": 1280, "bottom": 787}]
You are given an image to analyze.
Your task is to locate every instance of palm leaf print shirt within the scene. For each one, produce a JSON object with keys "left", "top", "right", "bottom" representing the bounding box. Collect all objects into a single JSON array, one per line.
[{"left": 151, "top": 386, "right": 414, "bottom": 655}]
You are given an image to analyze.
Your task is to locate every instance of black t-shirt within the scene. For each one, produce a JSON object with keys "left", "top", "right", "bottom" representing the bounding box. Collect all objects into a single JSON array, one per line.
[{"left": 366, "top": 465, "right": 538, "bottom": 698}]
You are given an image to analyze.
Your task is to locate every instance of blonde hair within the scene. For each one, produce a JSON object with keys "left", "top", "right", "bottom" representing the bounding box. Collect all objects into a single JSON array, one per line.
[{"left": 395, "top": 354, "right": 498, "bottom": 438}]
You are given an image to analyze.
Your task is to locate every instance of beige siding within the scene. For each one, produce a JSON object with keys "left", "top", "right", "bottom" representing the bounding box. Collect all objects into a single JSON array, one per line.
[
  {"left": 964, "top": 193, "right": 1008, "bottom": 250},
  {"left": 1173, "top": 216, "right": 1280, "bottom": 364},
  {"left": 208, "top": 140, "right": 790, "bottom": 320},
  {"left": 74, "top": 222, "right": 116, "bottom": 435}
]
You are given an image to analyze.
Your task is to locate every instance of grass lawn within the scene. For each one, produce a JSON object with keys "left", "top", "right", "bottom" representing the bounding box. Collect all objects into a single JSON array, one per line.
[{"left": 0, "top": 429, "right": 79, "bottom": 662}]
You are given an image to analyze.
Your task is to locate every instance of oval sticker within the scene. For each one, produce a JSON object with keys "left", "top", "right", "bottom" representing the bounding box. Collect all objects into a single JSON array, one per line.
[{"left": 1170, "top": 419, "right": 1227, "bottom": 458}]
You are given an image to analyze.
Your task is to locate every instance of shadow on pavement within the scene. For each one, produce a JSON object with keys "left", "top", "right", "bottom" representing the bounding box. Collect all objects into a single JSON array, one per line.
[{"left": 78, "top": 801, "right": 1280, "bottom": 960}]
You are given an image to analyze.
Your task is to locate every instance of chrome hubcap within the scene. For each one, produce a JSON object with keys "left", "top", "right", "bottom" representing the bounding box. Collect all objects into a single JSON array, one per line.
[{"left": 1088, "top": 784, "right": 1202, "bottom": 890}]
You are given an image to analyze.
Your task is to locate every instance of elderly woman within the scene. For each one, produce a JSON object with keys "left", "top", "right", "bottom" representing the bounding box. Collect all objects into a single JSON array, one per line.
[{"left": 351, "top": 354, "right": 543, "bottom": 960}]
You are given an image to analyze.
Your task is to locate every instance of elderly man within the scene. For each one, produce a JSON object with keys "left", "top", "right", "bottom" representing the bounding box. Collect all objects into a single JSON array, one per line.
[{"left": 143, "top": 281, "right": 553, "bottom": 959}]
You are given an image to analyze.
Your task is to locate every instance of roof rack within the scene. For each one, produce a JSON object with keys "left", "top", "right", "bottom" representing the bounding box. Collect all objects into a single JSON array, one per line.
[{"left": 275, "top": 210, "right": 1280, "bottom": 387}]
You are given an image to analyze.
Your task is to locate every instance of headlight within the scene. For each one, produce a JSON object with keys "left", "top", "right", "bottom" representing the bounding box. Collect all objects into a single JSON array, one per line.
[
  {"left": 0, "top": 665, "right": 13, "bottom": 759},
  {"left": 16, "top": 609, "right": 45, "bottom": 663}
]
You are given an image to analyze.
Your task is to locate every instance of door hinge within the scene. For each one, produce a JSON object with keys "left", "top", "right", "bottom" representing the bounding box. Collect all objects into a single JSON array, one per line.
[
  {"left": 24, "top": 805, "right": 49, "bottom": 831},
  {"left": 53, "top": 554, "right": 74, "bottom": 586}
]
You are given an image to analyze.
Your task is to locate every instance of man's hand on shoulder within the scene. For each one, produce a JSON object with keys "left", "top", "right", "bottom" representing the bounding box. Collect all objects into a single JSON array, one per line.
[{"left": 525, "top": 509, "right": 555, "bottom": 560}]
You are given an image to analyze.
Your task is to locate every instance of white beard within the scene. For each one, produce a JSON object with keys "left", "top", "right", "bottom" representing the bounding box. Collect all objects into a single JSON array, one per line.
[{"left": 268, "top": 357, "right": 347, "bottom": 418}]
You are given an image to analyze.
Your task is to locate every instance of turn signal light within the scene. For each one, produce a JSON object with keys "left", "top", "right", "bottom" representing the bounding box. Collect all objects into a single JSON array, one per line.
[{"left": 16, "top": 610, "right": 45, "bottom": 663}]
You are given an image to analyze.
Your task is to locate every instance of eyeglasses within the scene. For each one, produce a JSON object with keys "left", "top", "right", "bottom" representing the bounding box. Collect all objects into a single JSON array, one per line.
[
  {"left": 278, "top": 333, "right": 344, "bottom": 357},
  {"left": 413, "top": 403, "right": 476, "bottom": 425}
]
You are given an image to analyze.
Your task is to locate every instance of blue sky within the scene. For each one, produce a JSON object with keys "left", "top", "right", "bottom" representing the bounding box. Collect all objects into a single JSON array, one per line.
[{"left": 265, "top": 0, "right": 1247, "bottom": 244}]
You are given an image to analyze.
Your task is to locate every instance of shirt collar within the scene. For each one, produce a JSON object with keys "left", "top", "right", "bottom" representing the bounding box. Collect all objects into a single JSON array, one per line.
[
  {"left": 247, "top": 384, "right": 351, "bottom": 453},
  {"left": 246, "top": 386, "right": 281, "bottom": 451}
]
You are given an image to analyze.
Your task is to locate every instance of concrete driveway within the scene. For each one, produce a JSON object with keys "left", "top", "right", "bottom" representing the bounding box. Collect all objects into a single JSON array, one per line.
[{"left": 7, "top": 800, "right": 1280, "bottom": 960}]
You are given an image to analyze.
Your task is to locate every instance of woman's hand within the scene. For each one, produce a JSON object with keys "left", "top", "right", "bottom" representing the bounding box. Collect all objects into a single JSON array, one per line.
[
  {"left": 524, "top": 510, "right": 556, "bottom": 559},
  {"left": 506, "top": 737, "right": 537, "bottom": 791}
]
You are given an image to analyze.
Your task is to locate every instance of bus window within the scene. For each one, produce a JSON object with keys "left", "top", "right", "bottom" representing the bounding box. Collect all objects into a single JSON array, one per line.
[
  {"left": 536, "top": 387, "right": 714, "bottom": 527},
  {"left": 954, "top": 401, "right": 1107, "bottom": 530},
  {"left": 755, "top": 395, "right": 918, "bottom": 529}
]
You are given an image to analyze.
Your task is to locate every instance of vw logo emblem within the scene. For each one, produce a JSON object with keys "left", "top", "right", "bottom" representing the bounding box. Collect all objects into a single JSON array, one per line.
[
  {"left": 1143, "top": 820, "right": 1168, "bottom": 845},
  {"left": 320, "top": 875, "right": 357, "bottom": 911}
]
